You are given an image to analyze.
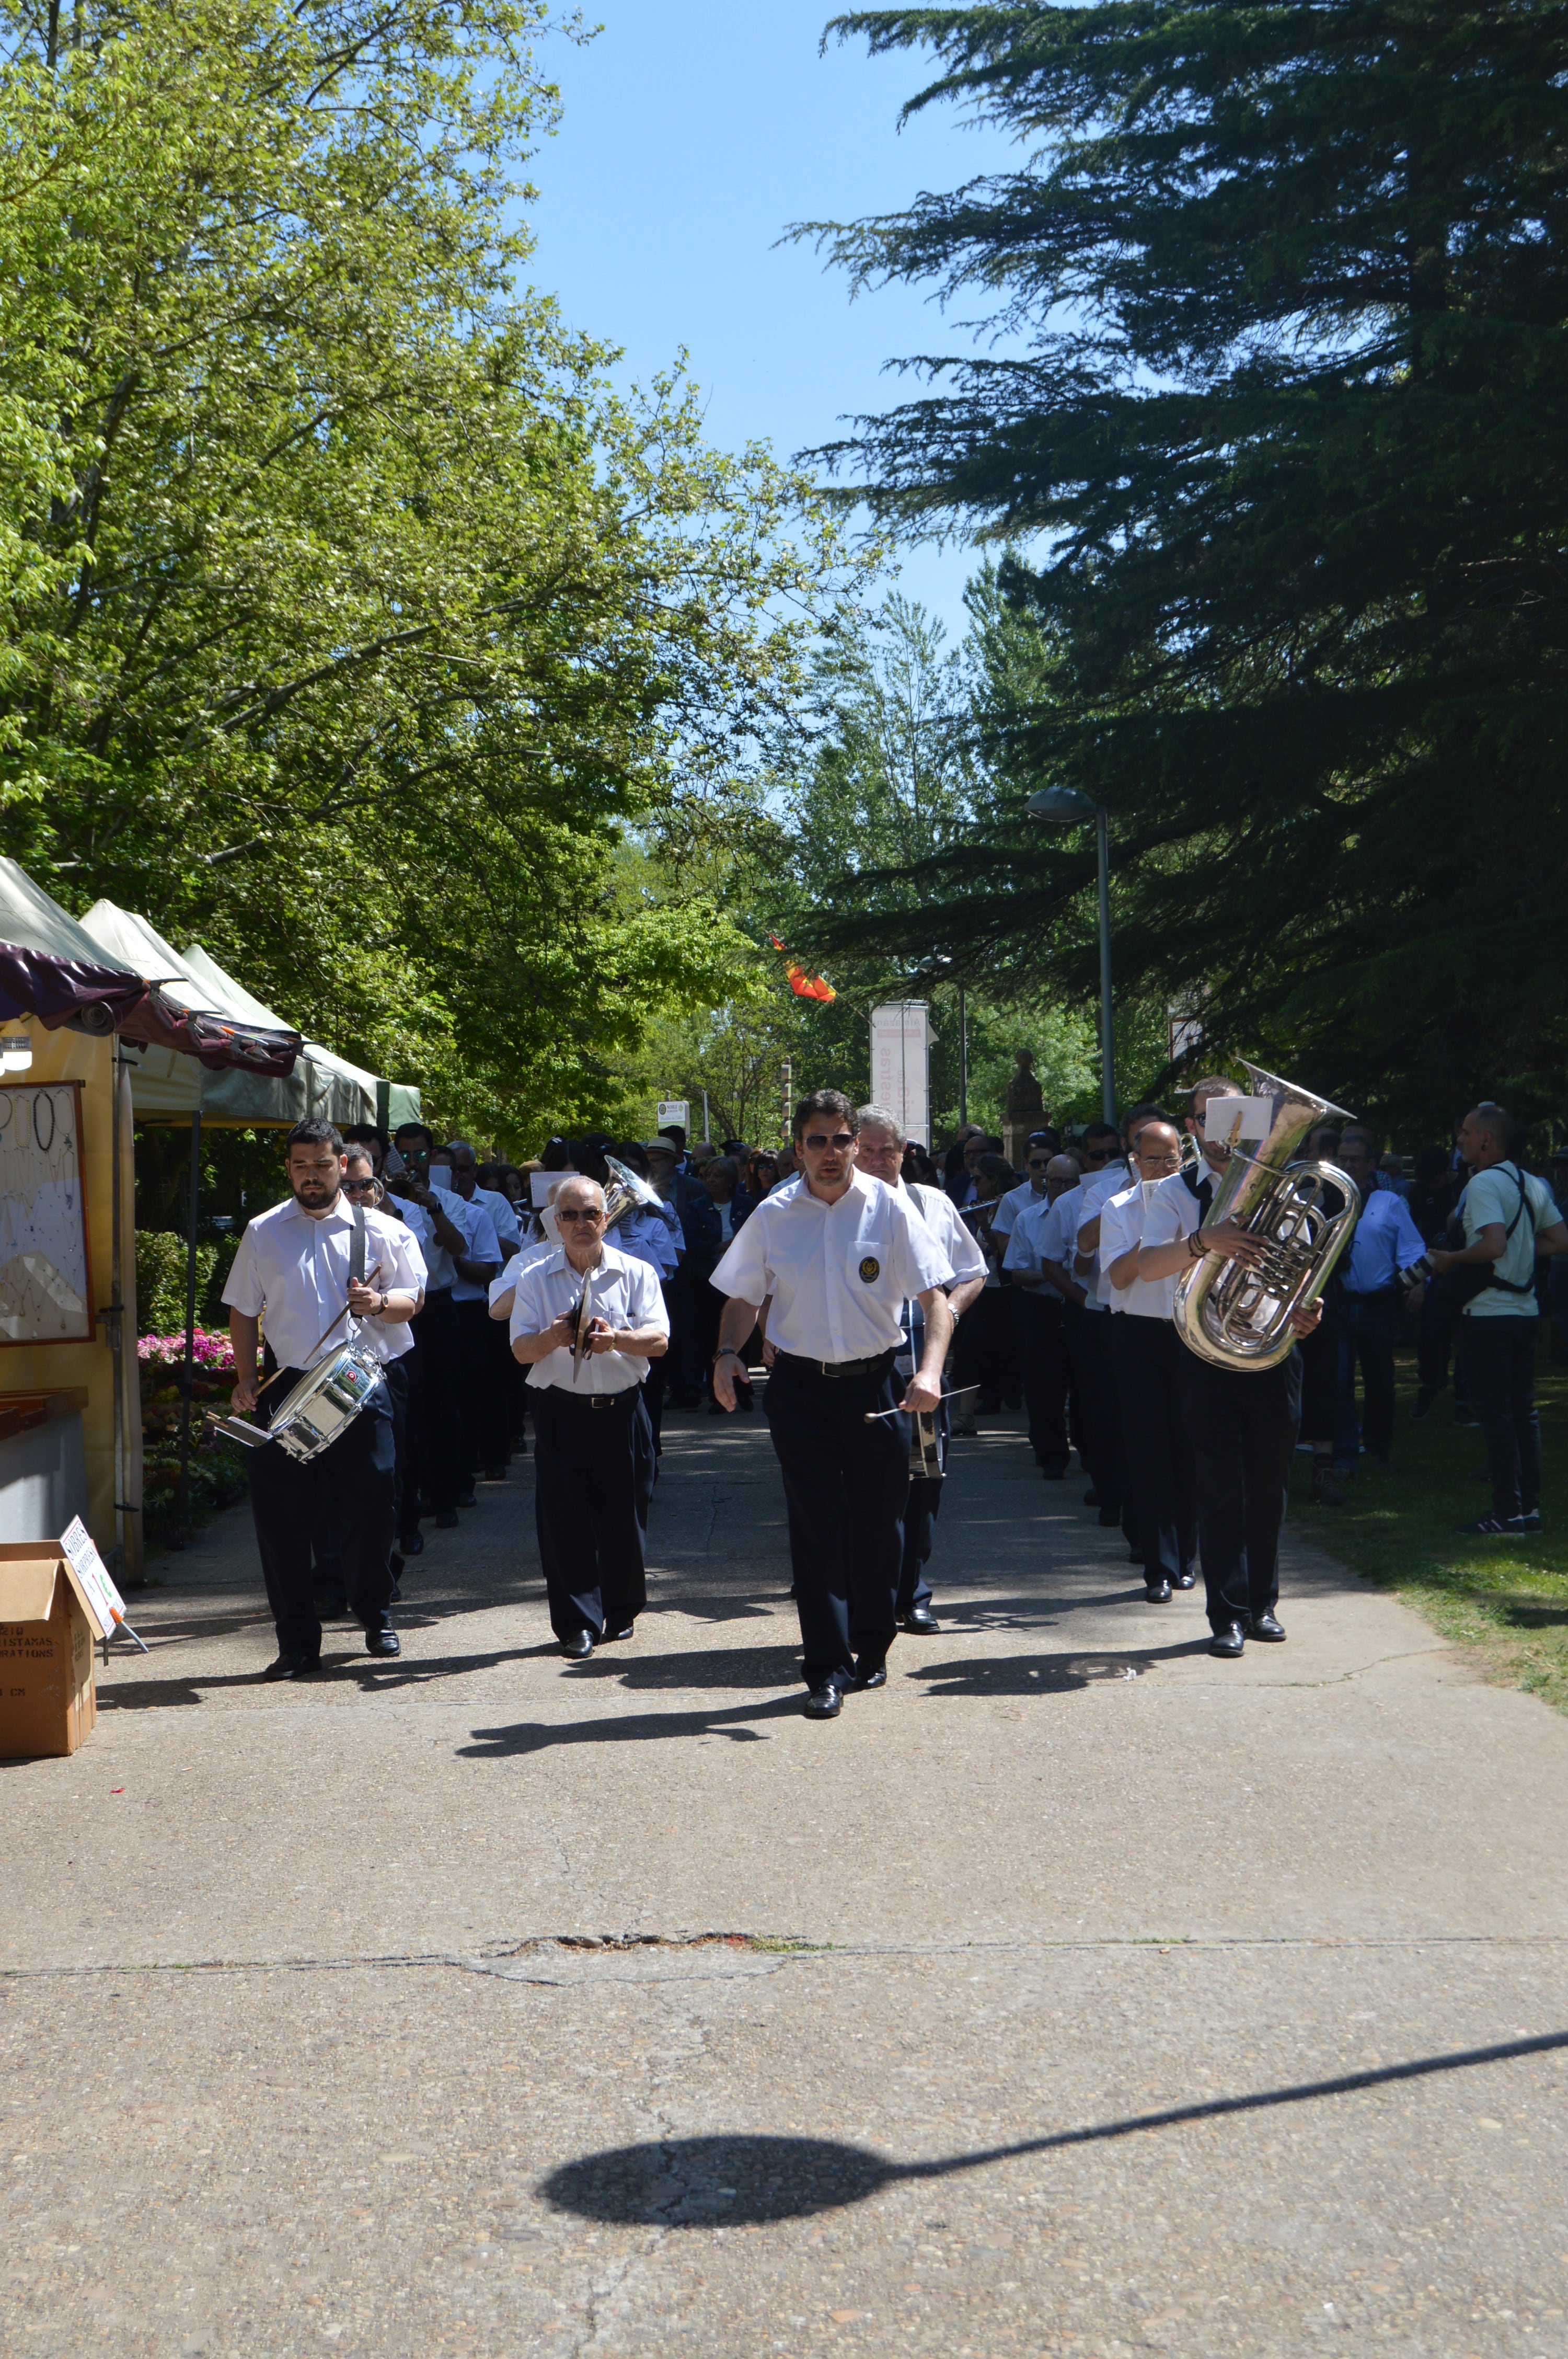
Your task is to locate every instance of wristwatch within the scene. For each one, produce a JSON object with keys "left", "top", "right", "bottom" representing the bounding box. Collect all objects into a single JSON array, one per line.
[{"left": 713, "top": 1346, "right": 744, "bottom": 1366}]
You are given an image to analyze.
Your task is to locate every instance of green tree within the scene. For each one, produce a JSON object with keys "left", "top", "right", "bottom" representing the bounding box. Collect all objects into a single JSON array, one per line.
[
  {"left": 0, "top": 0, "right": 849, "bottom": 1146},
  {"left": 797, "top": 0, "right": 1568, "bottom": 1143}
]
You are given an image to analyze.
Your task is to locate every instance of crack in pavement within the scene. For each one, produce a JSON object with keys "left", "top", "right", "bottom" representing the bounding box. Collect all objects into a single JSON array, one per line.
[{"left": 6, "top": 1928, "right": 1568, "bottom": 1986}]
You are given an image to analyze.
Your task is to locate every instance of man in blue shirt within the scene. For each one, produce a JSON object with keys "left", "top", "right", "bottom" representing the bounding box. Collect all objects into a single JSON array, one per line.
[{"left": 1334, "top": 1127, "right": 1427, "bottom": 1476}]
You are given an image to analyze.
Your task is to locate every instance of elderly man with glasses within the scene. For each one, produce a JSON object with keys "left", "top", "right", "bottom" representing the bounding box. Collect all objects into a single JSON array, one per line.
[
  {"left": 709, "top": 1090, "right": 955, "bottom": 1720},
  {"left": 509, "top": 1175, "right": 670, "bottom": 1658}
]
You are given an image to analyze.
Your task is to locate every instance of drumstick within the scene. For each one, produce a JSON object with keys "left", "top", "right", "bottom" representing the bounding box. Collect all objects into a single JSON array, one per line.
[
  {"left": 251, "top": 1261, "right": 385, "bottom": 1398},
  {"left": 862, "top": 1385, "right": 979, "bottom": 1424}
]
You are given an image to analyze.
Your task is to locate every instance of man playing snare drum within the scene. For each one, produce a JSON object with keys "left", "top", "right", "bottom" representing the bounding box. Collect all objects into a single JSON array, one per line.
[{"left": 224, "top": 1118, "right": 426, "bottom": 1679}]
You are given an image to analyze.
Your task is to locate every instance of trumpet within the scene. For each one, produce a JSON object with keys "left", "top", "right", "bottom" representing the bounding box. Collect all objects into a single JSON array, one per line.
[{"left": 1173, "top": 1061, "right": 1359, "bottom": 1373}]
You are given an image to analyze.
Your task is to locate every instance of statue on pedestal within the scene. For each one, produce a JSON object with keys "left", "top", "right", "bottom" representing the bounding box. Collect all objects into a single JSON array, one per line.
[{"left": 1002, "top": 1049, "right": 1046, "bottom": 1171}]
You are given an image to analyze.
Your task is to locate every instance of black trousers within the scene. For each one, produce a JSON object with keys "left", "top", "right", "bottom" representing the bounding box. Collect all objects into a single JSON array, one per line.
[
  {"left": 248, "top": 1361, "right": 396, "bottom": 1660},
  {"left": 1071, "top": 1308, "right": 1132, "bottom": 1533},
  {"left": 1459, "top": 1315, "right": 1541, "bottom": 1520},
  {"left": 1178, "top": 1349, "right": 1301, "bottom": 1632},
  {"left": 897, "top": 1395, "right": 950, "bottom": 1616},
  {"left": 455, "top": 1296, "right": 510, "bottom": 1478},
  {"left": 409, "top": 1287, "right": 464, "bottom": 1513},
  {"left": 1012, "top": 1290, "right": 1073, "bottom": 1469},
  {"left": 531, "top": 1383, "right": 655, "bottom": 1641},
  {"left": 765, "top": 1351, "right": 908, "bottom": 1690},
  {"left": 1112, "top": 1315, "right": 1196, "bottom": 1586},
  {"left": 953, "top": 1287, "right": 1020, "bottom": 1411},
  {"left": 1295, "top": 1300, "right": 1340, "bottom": 1448},
  {"left": 1336, "top": 1288, "right": 1401, "bottom": 1464}
]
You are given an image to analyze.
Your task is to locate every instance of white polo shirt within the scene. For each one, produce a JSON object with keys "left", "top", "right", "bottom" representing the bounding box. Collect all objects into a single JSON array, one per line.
[
  {"left": 509, "top": 1242, "right": 670, "bottom": 1395},
  {"left": 990, "top": 1177, "right": 1046, "bottom": 1244},
  {"left": 1099, "top": 1180, "right": 1180, "bottom": 1320},
  {"left": 710, "top": 1170, "right": 953, "bottom": 1362},
  {"left": 223, "top": 1196, "right": 428, "bottom": 1370}
]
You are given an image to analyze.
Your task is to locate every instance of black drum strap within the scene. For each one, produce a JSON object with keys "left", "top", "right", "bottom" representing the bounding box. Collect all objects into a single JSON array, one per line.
[{"left": 350, "top": 1202, "right": 367, "bottom": 1287}]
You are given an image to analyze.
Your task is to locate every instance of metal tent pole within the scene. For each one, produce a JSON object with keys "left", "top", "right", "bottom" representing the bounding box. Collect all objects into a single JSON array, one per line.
[{"left": 175, "top": 1108, "right": 202, "bottom": 1536}]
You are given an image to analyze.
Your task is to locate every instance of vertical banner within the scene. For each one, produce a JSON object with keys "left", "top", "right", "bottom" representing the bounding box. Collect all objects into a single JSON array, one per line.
[{"left": 870, "top": 1003, "right": 931, "bottom": 1149}]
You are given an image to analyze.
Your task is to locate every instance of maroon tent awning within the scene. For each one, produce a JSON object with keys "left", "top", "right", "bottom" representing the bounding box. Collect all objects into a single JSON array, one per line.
[{"left": 0, "top": 942, "right": 302, "bottom": 1077}]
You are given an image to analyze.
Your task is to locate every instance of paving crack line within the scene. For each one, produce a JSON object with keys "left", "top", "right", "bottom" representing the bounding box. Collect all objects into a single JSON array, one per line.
[{"left": 5, "top": 1929, "right": 1568, "bottom": 1986}]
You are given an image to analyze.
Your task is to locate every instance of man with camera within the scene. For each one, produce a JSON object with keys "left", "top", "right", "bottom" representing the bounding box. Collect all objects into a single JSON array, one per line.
[{"left": 1427, "top": 1106, "right": 1568, "bottom": 1536}]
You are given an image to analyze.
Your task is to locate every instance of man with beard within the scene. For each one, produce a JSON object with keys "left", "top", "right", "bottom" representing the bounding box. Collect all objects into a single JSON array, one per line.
[{"left": 224, "top": 1118, "right": 426, "bottom": 1678}]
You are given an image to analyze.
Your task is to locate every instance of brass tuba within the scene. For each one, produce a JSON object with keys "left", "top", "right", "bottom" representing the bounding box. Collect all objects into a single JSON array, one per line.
[{"left": 1173, "top": 1061, "right": 1361, "bottom": 1373}]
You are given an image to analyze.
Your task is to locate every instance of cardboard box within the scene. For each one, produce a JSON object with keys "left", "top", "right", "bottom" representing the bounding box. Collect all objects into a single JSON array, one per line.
[{"left": 0, "top": 1540, "right": 107, "bottom": 1759}]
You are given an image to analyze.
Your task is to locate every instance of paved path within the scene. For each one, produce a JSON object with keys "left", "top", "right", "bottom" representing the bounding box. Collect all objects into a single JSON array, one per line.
[{"left": 5, "top": 1403, "right": 1568, "bottom": 2356}]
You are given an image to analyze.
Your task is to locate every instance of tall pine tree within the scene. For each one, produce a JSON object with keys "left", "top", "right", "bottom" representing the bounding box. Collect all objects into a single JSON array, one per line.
[{"left": 799, "top": 1, "right": 1568, "bottom": 1138}]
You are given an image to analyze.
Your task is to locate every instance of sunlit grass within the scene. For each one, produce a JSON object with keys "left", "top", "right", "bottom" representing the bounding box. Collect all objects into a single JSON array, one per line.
[{"left": 1292, "top": 1349, "right": 1568, "bottom": 1712}]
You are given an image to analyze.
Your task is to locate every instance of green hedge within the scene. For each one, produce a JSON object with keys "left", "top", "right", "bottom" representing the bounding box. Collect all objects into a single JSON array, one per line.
[{"left": 135, "top": 1231, "right": 216, "bottom": 1337}]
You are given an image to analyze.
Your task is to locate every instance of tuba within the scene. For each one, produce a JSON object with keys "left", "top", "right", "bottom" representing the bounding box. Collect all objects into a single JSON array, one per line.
[
  {"left": 1173, "top": 1061, "right": 1361, "bottom": 1373},
  {"left": 602, "top": 1154, "right": 666, "bottom": 1232}
]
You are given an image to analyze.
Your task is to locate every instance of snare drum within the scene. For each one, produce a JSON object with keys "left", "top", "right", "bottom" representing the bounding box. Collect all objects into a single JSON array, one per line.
[{"left": 213, "top": 1343, "right": 386, "bottom": 1464}]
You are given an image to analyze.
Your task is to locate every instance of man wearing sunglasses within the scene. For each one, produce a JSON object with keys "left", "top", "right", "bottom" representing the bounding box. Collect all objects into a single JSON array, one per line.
[
  {"left": 509, "top": 1175, "right": 670, "bottom": 1658},
  {"left": 709, "top": 1090, "right": 956, "bottom": 1720}
]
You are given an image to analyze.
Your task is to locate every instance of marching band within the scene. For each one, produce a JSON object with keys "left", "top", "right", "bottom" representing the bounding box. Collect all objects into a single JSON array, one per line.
[{"left": 221, "top": 1067, "right": 1360, "bottom": 1700}]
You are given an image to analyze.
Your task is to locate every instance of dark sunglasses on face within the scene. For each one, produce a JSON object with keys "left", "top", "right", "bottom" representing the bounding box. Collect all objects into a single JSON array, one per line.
[
  {"left": 803, "top": 1132, "right": 856, "bottom": 1152},
  {"left": 343, "top": 1176, "right": 377, "bottom": 1193},
  {"left": 1027, "top": 1155, "right": 1050, "bottom": 1170},
  {"left": 1083, "top": 1146, "right": 1111, "bottom": 1163},
  {"left": 557, "top": 1208, "right": 604, "bottom": 1224}
]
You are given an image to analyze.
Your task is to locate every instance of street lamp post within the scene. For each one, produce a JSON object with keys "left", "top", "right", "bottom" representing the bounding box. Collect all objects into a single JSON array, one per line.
[{"left": 1028, "top": 785, "right": 1114, "bottom": 1123}]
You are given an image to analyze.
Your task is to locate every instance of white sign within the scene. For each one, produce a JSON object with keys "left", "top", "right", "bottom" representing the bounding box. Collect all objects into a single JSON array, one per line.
[
  {"left": 870, "top": 1003, "right": 931, "bottom": 1150},
  {"left": 59, "top": 1514, "right": 124, "bottom": 1641},
  {"left": 656, "top": 1100, "right": 689, "bottom": 1130},
  {"left": 1205, "top": 1094, "right": 1274, "bottom": 1154}
]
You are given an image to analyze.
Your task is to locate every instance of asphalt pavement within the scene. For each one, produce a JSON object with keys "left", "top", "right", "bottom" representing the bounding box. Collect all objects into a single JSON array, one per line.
[{"left": 5, "top": 1394, "right": 1567, "bottom": 2357}]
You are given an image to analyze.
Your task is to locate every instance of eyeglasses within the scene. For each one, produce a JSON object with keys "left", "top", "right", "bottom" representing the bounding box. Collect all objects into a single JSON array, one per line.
[
  {"left": 802, "top": 1132, "right": 856, "bottom": 1152},
  {"left": 557, "top": 1208, "right": 605, "bottom": 1224},
  {"left": 1082, "top": 1146, "right": 1112, "bottom": 1164},
  {"left": 1027, "top": 1156, "right": 1050, "bottom": 1170},
  {"left": 343, "top": 1176, "right": 377, "bottom": 1194}
]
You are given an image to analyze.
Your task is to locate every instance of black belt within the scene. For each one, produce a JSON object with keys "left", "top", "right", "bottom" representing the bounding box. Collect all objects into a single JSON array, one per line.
[
  {"left": 537, "top": 1384, "right": 639, "bottom": 1411},
  {"left": 772, "top": 1348, "right": 895, "bottom": 1379}
]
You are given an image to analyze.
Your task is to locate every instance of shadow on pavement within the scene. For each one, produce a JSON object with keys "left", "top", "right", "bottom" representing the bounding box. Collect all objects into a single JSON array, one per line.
[
  {"left": 541, "top": 2030, "right": 1568, "bottom": 2226},
  {"left": 909, "top": 1639, "right": 1212, "bottom": 1696},
  {"left": 459, "top": 1694, "right": 806, "bottom": 1755}
]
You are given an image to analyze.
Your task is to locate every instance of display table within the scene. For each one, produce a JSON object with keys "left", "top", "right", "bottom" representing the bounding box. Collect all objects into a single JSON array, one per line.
[{"left": 0, "top": 1389, "right": 90, "bottom": 1544}]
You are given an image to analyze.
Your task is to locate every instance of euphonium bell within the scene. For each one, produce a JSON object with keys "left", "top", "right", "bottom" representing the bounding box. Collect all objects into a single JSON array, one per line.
[
  {"left": 1172, "top": 1061, "right": 1361, "bottom": 1373},
  {"left": 601, "top": 1154, "right": 666, "bottom": 1232}
]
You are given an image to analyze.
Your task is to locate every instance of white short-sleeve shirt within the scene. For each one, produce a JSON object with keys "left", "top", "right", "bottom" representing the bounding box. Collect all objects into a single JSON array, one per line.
[
  {"left": 709, "top": 1170, "right": 953, "bottom": 1361},
  {"left": 509, "top": 1242, "right": 670, "bottom": 1394},
  {"left": 222, "top": 1197, "right": 428, "bottom": 1369},
  {"left": 1099, "top": 1180, "right": 1181, "bottom": 1320},
  {"left": 990, "top": 1177, "right": 1044, "bottom": 1244}
]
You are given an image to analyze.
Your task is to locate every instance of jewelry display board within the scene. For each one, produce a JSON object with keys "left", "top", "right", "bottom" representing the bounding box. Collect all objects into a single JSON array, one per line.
[{"left": 0, "top": 1082, "right": 94, "bottom": 1345}]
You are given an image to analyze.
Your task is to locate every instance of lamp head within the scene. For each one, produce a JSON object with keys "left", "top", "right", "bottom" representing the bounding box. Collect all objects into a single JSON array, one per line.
[{"left": 1028, "top": 785, "right": 1100, "bottom": 823}]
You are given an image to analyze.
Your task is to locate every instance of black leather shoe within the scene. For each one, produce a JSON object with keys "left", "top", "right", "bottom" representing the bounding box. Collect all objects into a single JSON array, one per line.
[
  {"left": 600, "top": 1623, "right": 635, "bottom": 1643},
  {"left": 1144, "top": 1578, "right": 1172, "bottom": 1602},
  {"left": 457, "top": 1489, "right": 477, "bottom": 1510},
  {"left": 803, "top": 1685, "right": 843, "bottom": 1719},
  {"left": 1248, "top": 1611, "right": 1286, "bottom": 1642},
  {"left": 561, "top": 1630, "right": 594, "bottom": 1659},
  {"left": 261, "top": 1653, "right": 318, "bottom": 1680},
  {"left": 1208, "top": 1621, "right": 1246, "bottom": 1658},
  {"left": 398, "top": 1530, "right": 424, "bottom": 1556},
  {"left": 482, "top": 1466, "right": 509, "bottom": 1483},
  {"left": 1174, "top": 1571, "right": 1196, "bottom": 1590},
  {"left": 898, "top": 1607, "right": 940, "bottom": 1634},
  {"left": 852, "top": 1661, "right": 887, "bottom": 1690},
  {"left": 1040, "top": 1464, "right": 1067, "bottom": 1480},
  {"left": 435, "top": 1510, "right": 458, "bottom": 1529},
  {"left": 365, "top": 1629, "right": 400, "bottom": 1657}
]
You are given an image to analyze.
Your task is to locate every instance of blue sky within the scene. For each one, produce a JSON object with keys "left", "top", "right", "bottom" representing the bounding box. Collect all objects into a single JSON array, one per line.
[{"left": 521, "top": 2, "right": 1025, "bottom": 644}]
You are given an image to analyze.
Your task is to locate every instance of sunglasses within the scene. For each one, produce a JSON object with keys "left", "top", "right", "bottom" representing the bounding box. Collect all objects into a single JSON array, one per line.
[
  {"left": 1027, "top": 1156, "right": 1051, "bottom": 1170},
  {"left": 343, "top": 1175, "right": 377, "bottom": 1194},
  {"left": 803, "top": 1132, "right": 856, "bottom": 1152},
  {"left": 557, "top": 1208, "right": 604, "bottom": 1224},
  {"left": 1082, "top": 1146, "right": 1112, "bottom": 1163}
]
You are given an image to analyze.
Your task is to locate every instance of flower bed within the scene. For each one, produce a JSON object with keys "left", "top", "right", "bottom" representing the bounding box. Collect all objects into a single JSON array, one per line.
[{"left": 139, "top": 1329, "right": 249, "bottom": 1547}]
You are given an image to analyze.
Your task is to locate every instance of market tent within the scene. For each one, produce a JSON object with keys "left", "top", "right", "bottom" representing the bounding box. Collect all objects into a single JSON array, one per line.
[
  {"left": 76, "top": 905, "right": 419, "bottom": 1130},
  {"left": 0, "top": 860, "right": 299, "bottom": 1072}
]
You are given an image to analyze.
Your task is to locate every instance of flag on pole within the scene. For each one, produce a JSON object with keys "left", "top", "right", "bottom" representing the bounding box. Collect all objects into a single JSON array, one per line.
[{"left": 766, "top": 932, "right": 837, "bottom": 1004}]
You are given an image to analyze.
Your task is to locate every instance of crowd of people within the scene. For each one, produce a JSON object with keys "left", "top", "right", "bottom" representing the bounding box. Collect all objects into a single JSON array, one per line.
[{"left": 218, "top": 1081, "right": 1568, "bottom": 1710}]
